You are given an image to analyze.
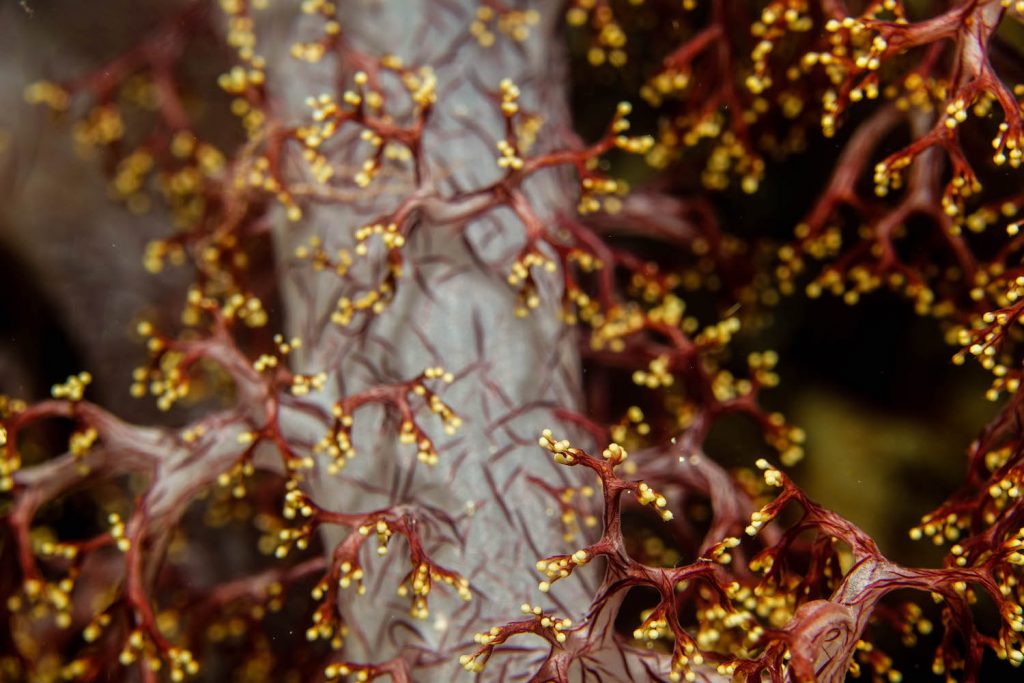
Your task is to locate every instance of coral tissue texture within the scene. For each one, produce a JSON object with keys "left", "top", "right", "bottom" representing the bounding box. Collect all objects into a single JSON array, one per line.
[{"left": 4, "top": 1, "right": 1024, "bottom": 683}]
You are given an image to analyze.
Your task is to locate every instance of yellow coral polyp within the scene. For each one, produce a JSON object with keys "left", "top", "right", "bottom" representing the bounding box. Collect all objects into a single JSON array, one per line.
[{"left": 51, "top": 372, "right": 92, "bottom": 402}]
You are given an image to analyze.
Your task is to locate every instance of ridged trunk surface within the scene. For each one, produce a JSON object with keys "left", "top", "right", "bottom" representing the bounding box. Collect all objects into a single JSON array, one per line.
[{"left": 265, "top": 2, "right": 598, "bottom": 678}]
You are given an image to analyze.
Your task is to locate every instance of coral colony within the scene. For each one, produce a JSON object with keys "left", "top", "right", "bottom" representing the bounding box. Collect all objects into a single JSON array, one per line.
[{"left": 5, "top": 1, "right": 1024, "bottom": 681}]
